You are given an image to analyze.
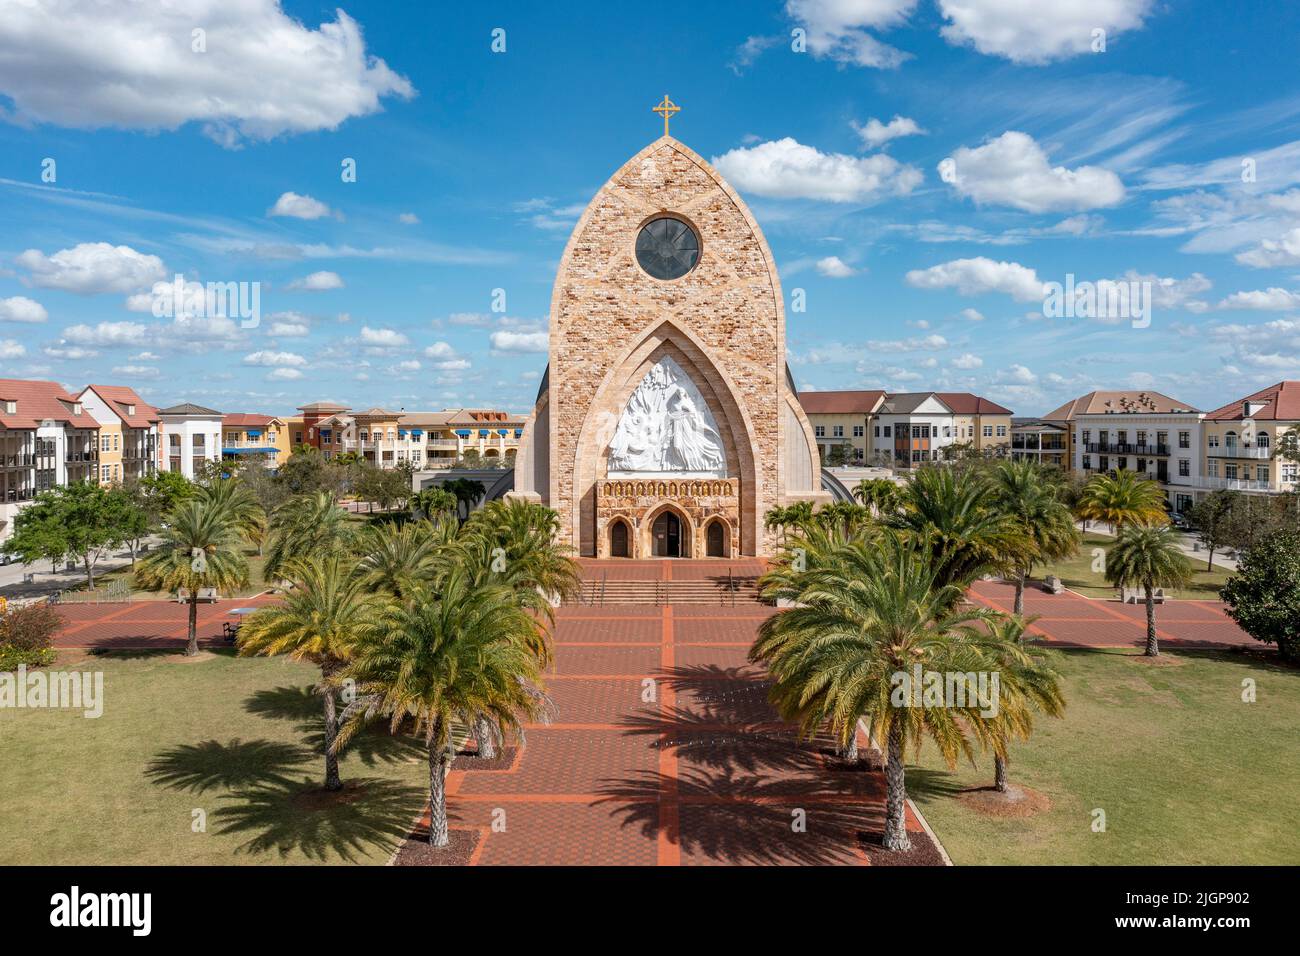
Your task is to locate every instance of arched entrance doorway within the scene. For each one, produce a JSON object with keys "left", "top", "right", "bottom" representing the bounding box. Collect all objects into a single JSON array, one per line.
[
  {"left": 651, "top": 510, "right": 686, "bottom": 558},
  {"left": 705, "top": 519, "right": 728, "bottom": 557},
  {"left": 609, "top": 519, "right": 630, "bottom": 558}
]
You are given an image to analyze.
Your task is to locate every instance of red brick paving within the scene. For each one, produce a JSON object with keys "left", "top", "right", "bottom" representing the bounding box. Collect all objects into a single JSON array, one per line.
[{"left": 52, "top": 592, "right": 278, "bottom": 650}]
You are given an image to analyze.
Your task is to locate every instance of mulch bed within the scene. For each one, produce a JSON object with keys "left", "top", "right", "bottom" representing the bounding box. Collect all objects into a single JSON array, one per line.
[
  {"left": 455, "top": 745, "right": 518, "bottom": 771},
  {"left": 858, "top": 827, "right": 947, "bottom": 866},
  {"left": 957, "top": 784, "right": 1052, "bottom": 819},
  {"left": 392, "top": 827, "right": 480, "bottom": 866},
  {"left": 820, "top": 748, "right": 885, "bottom": 772}
]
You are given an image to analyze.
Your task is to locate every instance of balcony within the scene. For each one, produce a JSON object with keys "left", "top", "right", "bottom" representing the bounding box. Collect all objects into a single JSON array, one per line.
[
  {"left": 1085, "top": 442, "right": 1169, "bottom": 456},
  {"left": 1, "top": 454, "right": 36, "bottom": 468},
  {"left": 65, "top": 451, "right": 98, "bottom": 463},
  {"left": 1207, "top": 444, "right": 1271, "bottom": 459},
  {"left": 1188, "top": 475, "right": 1275, "bottom": 492}
]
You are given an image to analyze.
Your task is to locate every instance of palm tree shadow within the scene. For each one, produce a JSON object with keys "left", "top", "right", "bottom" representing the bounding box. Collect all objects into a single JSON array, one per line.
[
  {"left": 145, "top": 738, "right": 313, "bottom": 794},
  {"left": 595, "top": 768, "right": 874, "bottom": 866},
  {"left": 243, "top": 684, "right": 423, "bottom": 768},
  {"left": 211, "top": 777, "right": 427, "bottom": 862}
]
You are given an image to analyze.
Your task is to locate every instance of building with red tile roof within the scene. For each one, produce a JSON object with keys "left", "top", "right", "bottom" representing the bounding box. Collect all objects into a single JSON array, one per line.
[{"left": 77, "top": 384, "right": 160, "bottom": 483}]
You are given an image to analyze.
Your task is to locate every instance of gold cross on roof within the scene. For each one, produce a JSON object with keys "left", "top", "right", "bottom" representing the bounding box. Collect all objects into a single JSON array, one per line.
[{"left": 652, "top": 94, "right": 681, "bottom": 137}]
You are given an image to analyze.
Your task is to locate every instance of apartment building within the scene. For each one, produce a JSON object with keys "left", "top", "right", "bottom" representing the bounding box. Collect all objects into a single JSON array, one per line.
[
  {"left": 77, "top": 384, "right": 159, "bottom": 484},
  {"left": 798, "top": 390, "right": 884, "bottom": 463},
  {"left": 1200, "top": 381, "right": 1300, "bottom": 499},
  {"left": 295, "top": 401, "right": 349, "bottom": 449},
  {"left": 1051, "top": 390, "right": 1203, "bottom": 513},
  {"left": 308, "top": 404, "right": 526, "bottom": 470},
  {"left": 869, "top": 392, "right": 1013, "bottom": 467},
  {"left": 1010, "top": 419, "right": 1070, "bottom": 469},
  {"left": 222, "top": 414, "right": 292, "bottom": 468},
  {"left": 0, "top": 379, "right": 101, "bottom": 544},
  {"left": 159, "top": 403, "right": 223, "bottom": 480}
]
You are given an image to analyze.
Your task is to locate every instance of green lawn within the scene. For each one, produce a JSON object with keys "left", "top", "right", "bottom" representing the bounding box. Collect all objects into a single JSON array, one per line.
[
  {"left": 64, "top": 549, "right": 272, "bottom": 602},
  {"left": 909, "top": 647, "right": 1300, "bottom": 865},
  {"left": 1036, "top": 531, "right": 1232, "bottom": 599},
  {"left": 0, "top": 650, "right": 429, "bottom": 864}
]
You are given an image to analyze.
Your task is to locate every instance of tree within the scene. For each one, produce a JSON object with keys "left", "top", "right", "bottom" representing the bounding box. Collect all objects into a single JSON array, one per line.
[
  {"left": 134, "top": 499, "right": 249, "bottom": 655},
  {"left": 823, "top": 442, "right": 852, "bottom": 467},
  {"left": 336, "top": 572, "right": 547, "bottom": 847},
  {"left": 888, "top": 466, "right": 1018, "bottom": 593},
  {"left": 237, "top": 555, "right": 372, "bottom": 789},
  {"left": 1186, "top": 489, "right": 1239, "bottom": 570},
  {"left": 1277, "top": 427, "right": 1300, "bottom": 464},
  {"left": 981, "top": 615, "right": 1065, "bottom": 792},
  {"left": 354, "top": 518, "right": 449, "bottom": 600},
  {"left": 411, "top": 486, "right": 457, "bottom": 520},
  {"left": 989, "top": 460, "right": 1081, "bottom": 615},
  {"left": 5, "top": 482, "right": 137, "bottom": 589},
  {"left": 276, "top": 446, "right": 347, "bottom": 497},
  {"left": 265, "top": 491, "right": 355, "bottom": 581},
  {"left": 442, "top": 478, "right": 486, "bottom": 522},
  {"left": 1075, "top": 471, "right": 1168, "bottom": 532},
  {"left": 753, "top": 532, "right": 1047, "bottom": 850},
  {"left": 1104, "top": 524, "right": 1193, "bottom": 656},
  {"left": 1220, "top": 528, "right": 1300, "bottom": 662},
  {"left": 853, "top": 478, "right": 902, "bottom": 517}
]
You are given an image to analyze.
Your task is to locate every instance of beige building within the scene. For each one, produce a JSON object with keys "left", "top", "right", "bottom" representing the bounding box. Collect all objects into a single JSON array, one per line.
[
  {"left": 1200, "top": 381, "right": 1300, "bottom": 499},
  {"left": 77, "top": 384, "right": 159, "bottom": 484},
  {"left": 310, "top": 406, "right": 526, "bottom": 470},
  {"left": 799, "top": 390, "right": 883, "bottom": 464},
  {"left": 222, "top": 414, "right": 292, "bottom": 468}
]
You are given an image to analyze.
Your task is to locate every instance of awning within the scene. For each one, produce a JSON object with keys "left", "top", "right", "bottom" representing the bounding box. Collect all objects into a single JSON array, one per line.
[
  {"left": 497, "top": 429, "right": 509, "bottom": 435},
  {"left": 455, "top": 429, "right": 471, "bottom": 437},
  {"left": 223, "top": 447, "right": 278, "bottom": 455},
  {"left": 411, "top": 429, "right": 423, "bottom": 436},
  {"left": 514, "top": 429, "right": 523, "bottom": 437},
  {"left": 246, "top": 429, "right": 261, "bottom": 438},
  {"left": 478, "top": 429, "right": 489, "bottom": 437}
]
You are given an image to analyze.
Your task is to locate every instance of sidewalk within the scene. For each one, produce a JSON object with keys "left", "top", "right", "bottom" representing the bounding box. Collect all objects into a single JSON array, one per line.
[
  {"left": 1082, "top": 524, "right": 1237, "bottom": 572},
  {"left": 0, "top": 543, "right": 156, "bottom": 604}
]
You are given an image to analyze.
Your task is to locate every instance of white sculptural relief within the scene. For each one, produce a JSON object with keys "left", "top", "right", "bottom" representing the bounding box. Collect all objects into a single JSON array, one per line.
[{"left": 607, "top": 356, "right": 727, "bottom": 477}]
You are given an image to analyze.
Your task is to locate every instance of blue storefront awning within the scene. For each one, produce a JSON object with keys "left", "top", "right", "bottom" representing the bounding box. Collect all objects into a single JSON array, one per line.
[
  {"left": 514, "top": 429, "right": 523, "bottom": 437},
  {"left": 411, "top": 429, "right": 423, "bottom": 436},
  {"left": 455, "top": 429, "right": 471, "bottom": 437},
  {"left": 224, "top": 447, "right": 278, "bottom": 455},
  {"left": 478, "top": 429, "right": 489, "bottom": 437},
  {"left": 497, "top": 429, "right": 508, "bottom": 435}
]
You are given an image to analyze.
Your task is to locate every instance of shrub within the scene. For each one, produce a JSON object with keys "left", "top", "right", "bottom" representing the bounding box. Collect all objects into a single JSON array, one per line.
[
  {"left": 0, "top": 603, "right": 61, "bottom": 652},
  {"left": 1221, "top": 529, "right": 1300, "bottom": 663},
  {"left": 0, "top": 644, "right": 57, "bottom": 671}
]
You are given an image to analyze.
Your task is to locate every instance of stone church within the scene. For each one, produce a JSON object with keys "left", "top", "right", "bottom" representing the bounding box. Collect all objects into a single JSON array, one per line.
[{"left": 510, "top": 120, "right": 829, "bottom": 558}]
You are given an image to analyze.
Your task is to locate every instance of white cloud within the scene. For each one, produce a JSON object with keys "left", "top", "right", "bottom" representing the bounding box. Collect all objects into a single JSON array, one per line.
[
  {"left": 951, "top": 353, "right": 983, "bottom": 369},
  {"left": 0, "top": 1, "right": 414, "bottom": 147},
  {"left": 431, "top": 358, "right": 471, "bottom": 371},
  {"left": 816, "top": 256, "right": 856, "bottom": 278},
  {"left": 287, "top": 270, "right": 344, "bottom": 291},
  {"left": 1236, "top": 227, "right": 1300, "bottom": 268},
  {"left": 267, "top": 312, "right": 310, "bottom": 336},
  {"left": 854, "top": 115, "right": 924, "bottom": 148},
  {"left": 943, "top": 131, "right": 1125, "bottom": 213},
  {"left": 490, "top": 330, "right": 549, "bottom": 354},
  {"left": 1000, "top": 364, "right": 1038, "bottom": 384},
  {"left": 423, "top": 341, "right": 457, "bottom": 359},
  {"left": 43, "top": 345, "right": 98, "bottom": 360},
  {"left": 0, "top": 339, "right": 26, "bottom": 359},
  {"left": 243, "top": 350, "right": 306, "bottom": 367},
  {"left": 269, "top": 367, "right": 304, "bottom": 380},
  {"left": 1216, "top": 288, "right": 1300, "bottom": 311},
  {"left": 359, "top": 326, "right": 409, "bottom": 347},
  {"left": 131, "top": 351, "right": 162, "bottom": 361},
  {"left": 0, "top": 295, "right": 48, "bottom": 323},
  {"left": 937, "top": 0, "right": 1153, "bottom": 64},
  {"left": 62, "top": 321, "right": 151, "bottom": 347},
  {"left": 712, "top": 137, "right": 922, "bottom": 203},
  {"left": 906, "top": 257, "right": 1044, "bottom": 302},
  {"left": 17, "top": 242, "right": 166, "bottom": 294},
  {"left": 959, "top": 307, "right": 985, "bottom": 321},
  {"left": 785, "top": 0, "right": 917, "bottom": 68},
  {"left": 868, "top": 334, "right": 949, "bottom": 352},
  {"left": 1207, "top": 318, "right": 1300, "bottom": 369},
  {"left": 111, "top": 365, "right": 160, "bottom": 379},
  {"left": 398, "top": 212, "right": 420, "bottom": 225},
  {"left": 391, "top": 359, "right": 421, "bottom": 373},
  {"left": 269, "top": 192, "right": 333, "bottom": 220}
]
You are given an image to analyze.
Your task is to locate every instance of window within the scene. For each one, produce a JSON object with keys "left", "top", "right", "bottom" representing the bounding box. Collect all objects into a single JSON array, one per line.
[
  {"left": 832, "top": 425, "right": 843, "bottom": 438},
  {"left": 1082, "top": 455, "right": 1092, "bottom": 469},
  {"left": 1258, "top": 431, "right": 1270, "bottom": 448},
  {"left": 983, "top": 425, "right": 993, "bottom": 437},
  {"left": 814, "top": 425, "right": 825, "bottom": 437},
  {"left": 1283, "top": 463, "right": 1298, "bottom": 483},
  {"left": 192, "top": 433, "right": 204, "bottom": 449},
  {"left": 1081, "top": 429, "right": 1091, "bottom": 444},
  {"left": 996, "top": 425, "right": 1007, "bottom": 437},
  {"left": 1118, "top": 457, "right": 1128, "bottom": 471},
  {"left": 1178, "top": 459, "right": 1189, "bottom": 477},
  {"left": 169, "top": 434, "right": 181, "bottom": 450},
  {"left": 101, "top": 436, "right": 110, "bottom": 452},
  {"left": 1179, "top": 431, "right": 1190, "bottom": 448},
  {"left": 3, "top": 400, "right": 15, "bottom": 414},
  {"left": 853, "top": 425, "right": 864, "bottom": 437},
  {"left": 294, "top": 431, "right": 303, "bottom": 444},
  {"left": 1099, "top": 456, "right": 1109, "bottom": 471},
  {"left": 1225, "top": 463, "right": 1238, "bottom": 480},
  {"left": 1207, "top": 434, "right": 1219, "bottom": 448},
  {"left": 873, "top": 425, "right": 880, "bottom": 438},
  {"left": 1137, "top": 430, "right": 1147, "bottom": 445},
  {"left": 1257, "top": 465, "right": 1269, "bottom": 482},
  {"left": 113, "top": 434, "right": 119, "bottom": 451},
  {"left": 1208, "top": 460, "right": 1219, "bottom": 477},
  {"left": 883, "top": 425, "right": 891, "bottom": 438},
  {"left": 943, "top": 426, "right": 951, "bottom": 438},
  {"left": 635, "top": 217, "right": 700, "bottom": 280}
]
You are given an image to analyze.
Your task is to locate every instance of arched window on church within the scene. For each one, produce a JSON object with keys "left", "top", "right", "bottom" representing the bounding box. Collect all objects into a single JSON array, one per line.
[
  {"left": 706, "top": 519, "right": 728, "bottom": 557},
  {"left": 610, "top": 520, "right": 630, "bottom": 558}
]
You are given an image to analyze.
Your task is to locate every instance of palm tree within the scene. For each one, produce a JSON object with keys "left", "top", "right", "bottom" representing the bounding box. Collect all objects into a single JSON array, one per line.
[
  {"left": 754, "top": 532, "right": 1005, "bottom": 850},
  {"left": 1075, "top": 470, "right": 1168, "bottom": 532},
  {"left": 457, "top": 499, "right": 578, "bottom": 756},
  {"left": 854, "top": 478, "right": 902, "bottom": 516},
  {"left": 442, "top": 478, "right": 486, "bottom": 522},
  {"left": 264, "top": 491, "right": 355, "bottom": 581},
  {"left": 353, "top": 518, "right": 451, "bottom": 600},
  {"left": 888, "top": 465, "right": 1019, "bottom": 594},
  {"left": 335, "top": 572, "right": 547, "bottom": 847},
  {"left": 980, "top": 615, "right": 1066, "bottom": 792},
  {"left": 411, "top": 486, "right": 457, "bottom": 521},
  {"left": 194, "top": 477, "right": 261, "bottom": 538},
  {"left": 1104, "top": 524, "right": 1193, "bottom": 656},
  {"left": 816, "top": 501, "right": 872, "bottom": 536},
  {"left": 236, "top": 555, "right": 372, "bottom": 790},
  {"left": 990, "top": 460, "right": 1082, "bottom": 615},
  {"left": 135, "top": 499, "right": 249, "bottom": 656}
]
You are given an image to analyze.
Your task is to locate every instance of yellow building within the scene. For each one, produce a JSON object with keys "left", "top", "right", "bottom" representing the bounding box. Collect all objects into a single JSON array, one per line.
[
  {"left": 309, "top": 405, "right": 526, "bottom": 469},
  {"left": 222, "top": 414, "right": 291, "bottom": 467},
  {"left": 77, "top": 384, "right": 160, "bottom": 484},
  {"left": 1201, "top": 381, "right": 1300, "bottom": 496},
  {"left": 798, "top": 390, "right": 884, "bottom": 464}
]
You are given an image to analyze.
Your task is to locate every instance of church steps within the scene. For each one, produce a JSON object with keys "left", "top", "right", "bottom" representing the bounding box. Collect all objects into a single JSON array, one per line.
[{"left": 573, "top": 576, "right": 764, "bottom": 606}]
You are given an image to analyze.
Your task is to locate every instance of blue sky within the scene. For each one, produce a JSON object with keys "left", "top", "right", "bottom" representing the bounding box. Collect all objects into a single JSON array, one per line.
[{"left": 1, "top": 0, "right": 1299, "bottom": 419}]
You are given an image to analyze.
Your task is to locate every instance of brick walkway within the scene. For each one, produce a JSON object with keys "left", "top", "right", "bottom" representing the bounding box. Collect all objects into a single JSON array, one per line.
[
  {"left": 51, "top": 593, "right": 278, "bottom": 650},
  {"left": 967, "top": 580, "right": 1254, "bottom": 650}
]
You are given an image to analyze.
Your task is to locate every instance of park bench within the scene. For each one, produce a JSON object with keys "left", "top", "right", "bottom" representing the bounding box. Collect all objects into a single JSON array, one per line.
[
  {"left": 1121, "top": 587, "right": 1166, "bottom": 604},
  {"left": 1043, "top": 575, "right": 1064, "bottom": 595},
  {"left": 175, "top": 587, "right": 218, "bottom": 603}
]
